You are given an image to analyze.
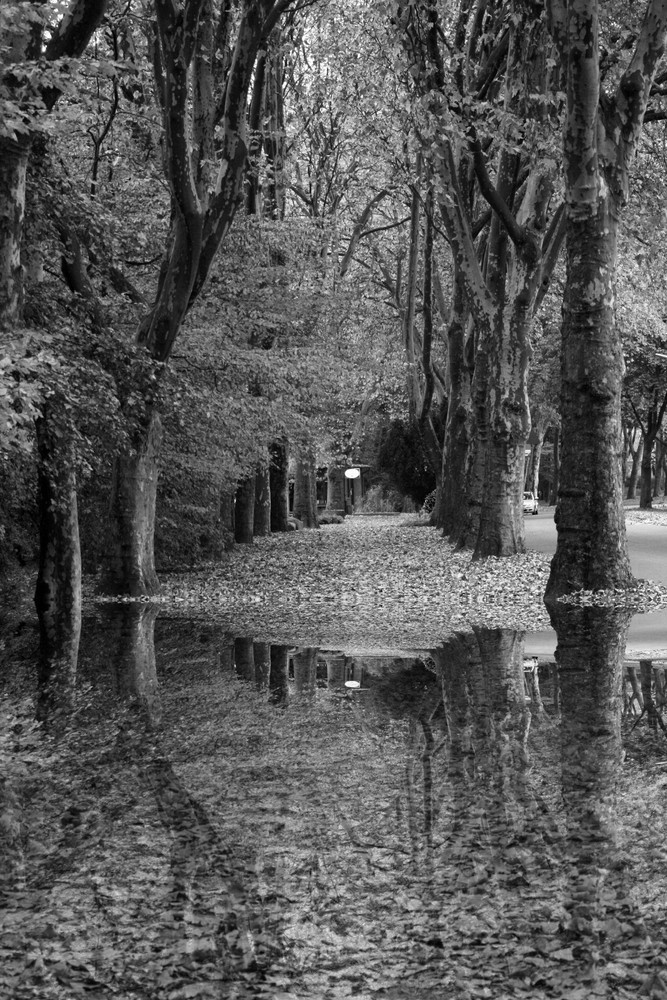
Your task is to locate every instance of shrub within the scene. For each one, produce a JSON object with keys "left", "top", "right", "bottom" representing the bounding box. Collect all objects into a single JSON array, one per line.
[{"left": 359, "top": 485, "right": 403, "bottom": 512}]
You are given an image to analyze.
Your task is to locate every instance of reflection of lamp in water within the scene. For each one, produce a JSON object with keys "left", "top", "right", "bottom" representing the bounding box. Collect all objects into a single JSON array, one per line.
[{"left": 345, "top": 680, "right": 361, "bottom": 688}]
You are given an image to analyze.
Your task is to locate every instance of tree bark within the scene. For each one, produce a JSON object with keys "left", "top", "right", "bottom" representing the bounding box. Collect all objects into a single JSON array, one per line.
[
  {"left": 544, "top": 0, "right": 667, "bottom": 599},
  {"left": 326, "top": 464, "right": 346, "bottom": 513},
  {"left": 546, "top": 202, "right": 633, "bottom": 598},
  {"left": 98, "top": 411, "right": 162, "bottom": 595},
  {"left": 438, "top": 286, "right": 472, "bottom": 537},
  {"left": 549, "top": 425, "right": 560, "bottom": 506},
  {"left": 235, "top": 475, "right": 256, "bottom": 544},
  {"left": 34, "top": 407, "right": 82, "bottom": 722},
  {"left": 626, "top": 433, "right": 642, "bottom": 499},
  {"left": 253, "top": 463, "right": 271, "bottom": 536},
  {"left": 293, "top": 450, "right": 318, "bottom": 528},
  {"left": 270, "top": 441, "right": 290, "bottom": 531}
]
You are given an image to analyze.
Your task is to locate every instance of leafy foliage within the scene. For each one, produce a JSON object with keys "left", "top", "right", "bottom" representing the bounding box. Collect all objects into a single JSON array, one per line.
[{"left": 376, "top": 419, "right": 436, "bottom": 507}]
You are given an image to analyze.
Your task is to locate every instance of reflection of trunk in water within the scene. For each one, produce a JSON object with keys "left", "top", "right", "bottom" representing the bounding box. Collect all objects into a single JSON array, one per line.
[
  {"left": 292, "top": 647, "right": 317, "bottom": 698},
  {"left": 253, "top": 642, "right": 271, "bottom": 690},
  {"left": 549, "top": 604, "right": 652, "bottom": 977},
  {"left": 234, "top": 636, "right": 255, "bottom": 683},
  {"left": 99, "top": 603, "right": 162, "bottom": 727},
  {"left": 269, "top": 645, "right": 290, "bottom": 705},
  {"left": 437, "top": 629, "right": 545, "bottom": 859}
]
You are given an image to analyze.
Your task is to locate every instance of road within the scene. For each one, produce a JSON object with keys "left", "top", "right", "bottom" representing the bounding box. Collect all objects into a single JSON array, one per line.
[{"left": 523, "top": 507, "right": 667, "bottom": 657}]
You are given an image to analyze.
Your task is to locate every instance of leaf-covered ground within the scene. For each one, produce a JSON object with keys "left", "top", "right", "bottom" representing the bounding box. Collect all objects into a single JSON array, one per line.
[{"left": 117, "top": 513, "right": 667, "bottom": 649}]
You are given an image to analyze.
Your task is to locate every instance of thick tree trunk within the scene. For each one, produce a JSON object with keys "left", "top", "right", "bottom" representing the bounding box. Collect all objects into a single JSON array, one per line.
[
  {"left": 0, "top": 136, "right": 30, "bottom": 327},
  {"left": 98, "top": 411, "right": 162, "bottom": 596},
  {"left": 253, "top": 463, "right": 271, "bottom": 536},
  {"left": 235, "top": 475, "right": 256, "bottom": 544},
  {"left": 34, "top": 409, "right": 82, "bottom": 721},
  {"left": 293, "top": 451, "right": 319, "bottom": 528},
  {"left": 546, "top": 203, "right": 633, "bottom": 599},
  {"left": 269, "top": 442, "right": 290, "bottom": 531},
  {"left": 474, "top": 437, "right": 526, "bottom": 559}
]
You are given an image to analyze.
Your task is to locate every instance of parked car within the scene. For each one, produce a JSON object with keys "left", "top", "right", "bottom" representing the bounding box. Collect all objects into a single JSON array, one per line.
[{"left": 523, "top": 491, "right": 539, "bottom": 515}]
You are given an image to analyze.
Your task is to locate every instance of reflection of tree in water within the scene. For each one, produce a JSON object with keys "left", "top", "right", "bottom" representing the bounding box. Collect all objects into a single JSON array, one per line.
[
  {"left": 78, "top": 611, "right": 286, "bottom": 986},
  {"left": 548, "top": 604, "right": 657, "bottom": 983}
]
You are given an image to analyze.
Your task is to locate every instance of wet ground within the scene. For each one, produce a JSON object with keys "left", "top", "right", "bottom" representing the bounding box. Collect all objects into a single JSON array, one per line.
[{"left": 3, "top": 605, "right": 667, "bottom": 999}]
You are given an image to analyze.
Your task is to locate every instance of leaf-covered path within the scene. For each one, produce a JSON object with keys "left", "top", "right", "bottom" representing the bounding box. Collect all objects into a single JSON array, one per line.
[{"left": 136, "top": 514, "right": 667, "bottom": 648}]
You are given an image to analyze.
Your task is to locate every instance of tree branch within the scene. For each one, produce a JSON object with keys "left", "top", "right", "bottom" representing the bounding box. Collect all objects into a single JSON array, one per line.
[{"left": 470, "top": 134, "right": 525, "bottom": 247}]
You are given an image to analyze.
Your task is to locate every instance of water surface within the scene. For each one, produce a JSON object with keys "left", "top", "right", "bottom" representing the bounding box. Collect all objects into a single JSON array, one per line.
[{"left": 2, "top": 607, "right": 667, "bottom": 999}]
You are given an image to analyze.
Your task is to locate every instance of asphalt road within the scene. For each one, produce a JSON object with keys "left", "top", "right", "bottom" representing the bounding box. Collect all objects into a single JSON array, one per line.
[{"left": 524, "top": 506, "right": 667, "bottom": 657}]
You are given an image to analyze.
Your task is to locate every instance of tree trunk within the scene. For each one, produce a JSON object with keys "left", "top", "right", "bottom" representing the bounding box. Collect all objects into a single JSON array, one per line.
[
  {"left": 34, "top": 408, "right": 82, "bottom": 722},
  {"left": 98, "top": 410, "right": 162, "bottom": 596},
  {"left": 253, "top": 463, "right": 271, "bottom": 536},
  {"left": 0, "top": 135, "right": 30, "bottom": 327},
  {"left": 326, "top": 465, "right": 346, "bottom": 513},
  {"left": 639, "top": 428, "right": 655, "bottom": 509},
  {"left": 525, "top": 426, "right": 546, "bottom": 497},
  {"left": 293, "top": 450, "right": 318, "bottom": 528},
  {"left": 220, "top": 490, "right": 235, "bottom": 535},
  {"left": 235, "top": 475, "right": 256, "bottom": 544},
  {"left": 626, "top": 435, "right": 643, "bottom": 499},
  {"left": 437, "top": 294, "right": 473, "bottom": 536},
  {"left": 549, "top": 425, "right": 560, "bottom": 506},
  {"left": 546, "top": 201, "right": 633, "bottom": 598},
  {"left": 653, "top": 437, "right": 665, "bottom": 498},
  {"left": 270, "top": 442, "right": 290, "bottom": 531}
]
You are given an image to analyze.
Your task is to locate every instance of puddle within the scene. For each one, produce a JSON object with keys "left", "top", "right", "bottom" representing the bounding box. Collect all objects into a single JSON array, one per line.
[{"left": 2, "top": 607, "right": 667, "bottom": 998}]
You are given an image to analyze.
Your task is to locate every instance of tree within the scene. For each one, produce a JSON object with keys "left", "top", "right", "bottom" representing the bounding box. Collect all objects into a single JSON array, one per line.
[
  {"left": 393, "top": 0, "right": 566, "bottom": 558},
  {"left": 0, "top": 0, "right": 114, "bottom": 686},
  {"left": 544, "top": 0, "right": 667, "bottom": 600},
  {"left": 98, "top": 0, "right": 300, "bottom": 595}
]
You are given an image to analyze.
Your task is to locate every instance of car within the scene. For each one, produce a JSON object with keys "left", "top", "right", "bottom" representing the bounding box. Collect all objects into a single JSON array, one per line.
[{"left": 523, "top": 491, "right": 538, "bottom": 515}]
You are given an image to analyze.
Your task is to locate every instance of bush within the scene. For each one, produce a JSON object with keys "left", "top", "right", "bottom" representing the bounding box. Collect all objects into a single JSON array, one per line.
[
  {"left": 359, "top": 485, "right": 403, "bottom": 512},
  {"left": 318, "top": 510, "right": 344, "bottom": 525},
  {"left": 421, "top": 489, "right": 437, "bottom": 514},
  {"left": 376, "top": 420, "right": 436, "bottom": 507}
]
